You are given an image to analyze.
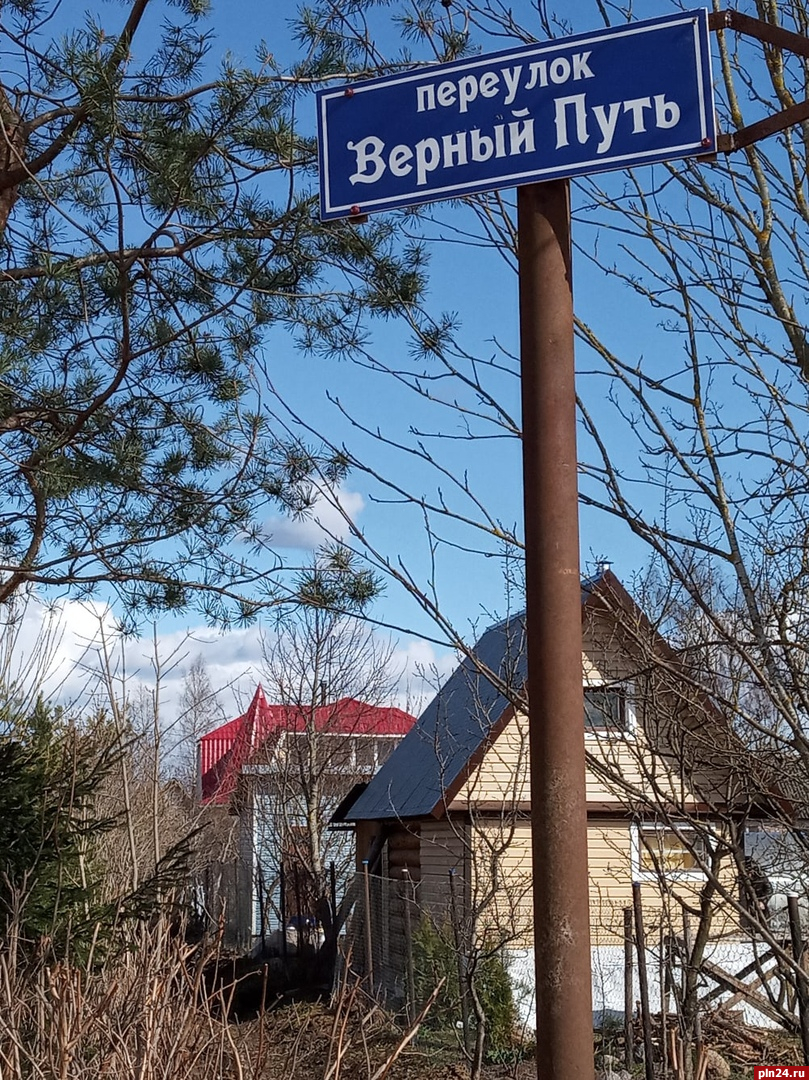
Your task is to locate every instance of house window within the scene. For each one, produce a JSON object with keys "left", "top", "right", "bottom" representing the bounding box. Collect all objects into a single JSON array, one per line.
[
  {"left": 584, "top": 686, "right": 629, "bottom": 732},
  {"left": 635, "top": 823, "right": 706, "bottom": 878},
  {"left": 319, "top": 733, "right": 350, "bottom": 766},
  {"left": 355, "top": 738, "right": 375, "bottom": 768},
  {"left": 376, "top": 738, "right": 395, "bottom": 765}
]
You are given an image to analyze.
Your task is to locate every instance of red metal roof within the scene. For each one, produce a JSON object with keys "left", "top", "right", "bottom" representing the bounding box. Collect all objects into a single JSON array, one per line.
[{"left": 199, "top": 685, "right": 416, "bottom": 805}]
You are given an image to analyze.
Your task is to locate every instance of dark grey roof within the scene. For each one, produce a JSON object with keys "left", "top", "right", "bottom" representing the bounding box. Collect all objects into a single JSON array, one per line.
[
  {"left": 341, "top": 571, "right": 796, "bottom": 824},
  {"left": 343, "top": 572, "right": 618, "bottom": 822},
  {"left": 344, "top": 614, "right": 528, "bottom": 821}
]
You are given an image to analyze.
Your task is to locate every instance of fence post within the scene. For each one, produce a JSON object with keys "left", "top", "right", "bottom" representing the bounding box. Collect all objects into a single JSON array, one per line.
[
  {"left": 788, "top": 895, "right": 809, "bottom": 1064},
  {"left": 660, "top": 926, "right": 668, "bottom": 1080},
  {"left": 293, "top": 865, "right": 306, "bottom": 947},
  {"left": 633, "top": 882, "right": 654, "bottom": 1080},
  {"left": 280, "top": 861, "right": 288, "bottom": 969},
  {"left": 624, "top": 906, "right": 634, "bottom": 1070},
  {"left": 256, "top": 862, "right": 266, "bottom": 952},
  {"left": 683, "top": 911, "right": 702, "bottom": 1078},
  {"left": 402, "top": 866, "right": 416, "bottom": 1026},
  {"left": 362, "top": 859, "right": 375, "bottom": 992},
  {"left": 449, "top": 867, "right": 470, "bottom": 1052}
]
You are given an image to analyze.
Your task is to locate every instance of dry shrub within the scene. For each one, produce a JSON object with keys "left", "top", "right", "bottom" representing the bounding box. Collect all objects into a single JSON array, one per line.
[
  {"left": 0, "top": 913, "right": 447, "bottom": 1080},
  {"left": 0, "top": 916, "right": 255, "bottom": 1080}
]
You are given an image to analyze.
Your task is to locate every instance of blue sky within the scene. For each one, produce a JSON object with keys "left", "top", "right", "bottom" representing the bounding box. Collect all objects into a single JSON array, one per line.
[{"left": 16, "top": 0, "right": 736, "bottom": 728}]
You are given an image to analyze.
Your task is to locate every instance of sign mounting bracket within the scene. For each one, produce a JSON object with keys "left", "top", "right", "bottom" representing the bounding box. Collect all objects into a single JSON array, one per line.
[{"left": 710, "top": 10, "right": 809, "bottom": 152}]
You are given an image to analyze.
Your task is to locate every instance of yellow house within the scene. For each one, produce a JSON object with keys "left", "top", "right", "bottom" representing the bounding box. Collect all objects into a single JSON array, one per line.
[{"left": 339, "top": 569, "right": 786, "bottom": 1023}]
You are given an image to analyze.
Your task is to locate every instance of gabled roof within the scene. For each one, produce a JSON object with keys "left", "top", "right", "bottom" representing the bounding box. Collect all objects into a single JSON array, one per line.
[
  {"left": 341, "top": 570, "right": 727, "bottom": 823},
  {"left": 341, "top": 570, "right": 798, "bottom": 826},
  {"left": 341, "top": 613, "right": 529, "bottom": 822},
  {"left": 199, "top": 685, "right": 416, "bottom": 805},
  {"left": 200, "top": 685, "right": 278, "bottom": 805}
]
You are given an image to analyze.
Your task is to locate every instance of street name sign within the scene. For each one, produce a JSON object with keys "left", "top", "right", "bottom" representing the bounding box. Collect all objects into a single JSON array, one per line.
[{"left": 317, "top": 9, "right": 715, "bottom": 220}]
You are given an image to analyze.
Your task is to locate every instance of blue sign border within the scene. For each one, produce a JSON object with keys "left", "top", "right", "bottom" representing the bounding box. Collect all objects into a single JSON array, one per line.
[{"left": 317, "top": 10, "right": 715, "bottom": 220}]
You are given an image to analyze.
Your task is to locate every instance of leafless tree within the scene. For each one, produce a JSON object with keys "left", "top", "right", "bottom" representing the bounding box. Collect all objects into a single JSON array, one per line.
[
  {"left": 253, "top": 598, "right": 403, "bottom": 931},
  {"left": 173, "top": 655, "right": 228, "bottom": 798}
]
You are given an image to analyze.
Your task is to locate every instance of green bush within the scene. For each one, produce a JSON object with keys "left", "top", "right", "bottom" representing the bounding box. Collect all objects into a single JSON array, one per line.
[
  {"left": 411, "top": 915, "right": 518, "bottom": 1058},
  {"left": 0, "top": 700, "right": 116, "bottom": 952},
  {"left": 474, "top": 937, "right": 520, "bottom": 1057},
  {"left": 412, "top": 916, "right": 457, "bottom": 1026},
  {"left": 0, "top": 698, "right": 197, "bottom": 961}
]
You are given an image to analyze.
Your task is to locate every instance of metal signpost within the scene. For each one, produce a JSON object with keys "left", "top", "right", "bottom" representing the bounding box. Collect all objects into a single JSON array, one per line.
[{"left": 318, "top": 10, "right": 717, "bottom": 1080}]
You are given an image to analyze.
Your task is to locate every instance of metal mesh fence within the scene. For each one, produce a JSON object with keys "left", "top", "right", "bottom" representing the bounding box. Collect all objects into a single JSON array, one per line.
[
  {"left": 342, "top": 870, "right": 805, "bottom": 1033},
  {"left": 342, "top": 868, "right": 485, "bottom": 1023}
]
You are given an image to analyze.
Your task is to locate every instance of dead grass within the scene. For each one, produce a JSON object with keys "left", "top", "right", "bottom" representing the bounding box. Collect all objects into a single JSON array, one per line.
[
  {"left": 4, "top": 918, "right": 791, "bottom": 1080},
  {"left": 230, "top": 998, "right": 535, "bottom": 1080},
  {"left": 0, "top": 917, "right": 512, "bottom": 1079}
]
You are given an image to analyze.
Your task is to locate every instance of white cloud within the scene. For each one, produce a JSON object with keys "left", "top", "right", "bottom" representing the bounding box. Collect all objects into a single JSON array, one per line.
[
  {"left": 263, "top": 483, "right": 365, "bottom": 549},
  {"left": 122, "top": 624, "right": 263, "bottom": 717},
  {"left": 0, "top": 592, "right": 461, "bottom": 762},
  {"left": 0, "top": 595, "right": 259, "bottom": 733},
  {"left": 157, "top": 625, "right": 455, "bottom": 720},
  {"left": 0, "top": 594, "right": 120, "bottom": 714},
  {"left": 103, "top": 622, "right": 454, "bottom": 729}
]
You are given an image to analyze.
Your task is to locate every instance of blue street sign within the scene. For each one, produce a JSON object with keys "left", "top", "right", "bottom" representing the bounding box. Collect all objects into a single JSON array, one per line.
[{"left": 317, "top": 10, "right": 715, "bottom": 220}]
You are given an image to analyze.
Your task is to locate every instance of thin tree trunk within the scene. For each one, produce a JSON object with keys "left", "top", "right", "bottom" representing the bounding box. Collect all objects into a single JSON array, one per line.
[
  {"left": 99, "top": 624, "right": 139, "bottom": 891},
  {"left": 633, "top": 882, "right": 655, "bottom": 1080}
]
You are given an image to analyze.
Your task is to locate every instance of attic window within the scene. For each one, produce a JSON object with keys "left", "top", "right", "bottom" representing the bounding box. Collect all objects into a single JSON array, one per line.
[{"left": 584, "top": 686, "right": 628, "bottom": 731}]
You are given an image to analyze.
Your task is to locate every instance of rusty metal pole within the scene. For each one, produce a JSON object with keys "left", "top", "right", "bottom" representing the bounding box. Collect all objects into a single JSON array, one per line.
[
  {"left": 624, "top": 906, "right": 634, "bottom": 1070},
  {"left": 517, "top": 178, "right": 593, "bottom": 1080}
]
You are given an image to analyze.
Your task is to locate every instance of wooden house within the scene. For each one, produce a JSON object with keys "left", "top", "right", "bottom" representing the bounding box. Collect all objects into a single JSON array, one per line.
[{"left": 337, "top": 570, "right": 784, "bottom": 1022}]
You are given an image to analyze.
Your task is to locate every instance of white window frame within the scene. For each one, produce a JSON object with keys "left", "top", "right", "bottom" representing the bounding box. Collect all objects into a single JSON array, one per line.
[
  {"left": 631, "top": 821, "right": 707, "bottom": 882},
  {"left": 583, "top": 680, "right": 637, "bottom": 739}
]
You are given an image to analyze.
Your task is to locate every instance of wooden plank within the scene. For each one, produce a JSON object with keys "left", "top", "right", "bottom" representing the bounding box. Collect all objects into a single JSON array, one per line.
[
  {"left": 699, "top": 956, "right": 791, "bottom": 1028},
  {"left": 700, "top": 950, "right": 775, "bottom": 1005}
]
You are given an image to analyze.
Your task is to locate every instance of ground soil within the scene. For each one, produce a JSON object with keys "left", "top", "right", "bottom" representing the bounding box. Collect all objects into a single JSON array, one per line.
[
  {"left": 227, "top": 998, "right": 536, "bottom": 1080},
  {"left": 222, "top": 992, "right": 804, "bottom": 1080}
]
